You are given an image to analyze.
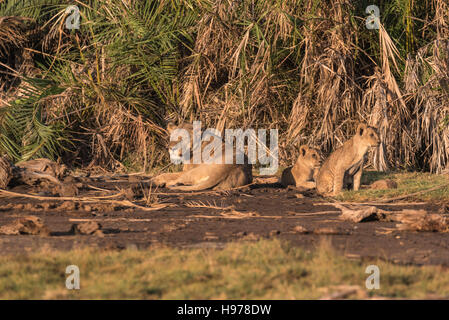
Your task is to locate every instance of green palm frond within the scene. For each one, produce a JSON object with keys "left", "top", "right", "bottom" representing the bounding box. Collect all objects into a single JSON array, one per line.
[{"left": 0, "top": 78, "right": 69, "bottom": 161}]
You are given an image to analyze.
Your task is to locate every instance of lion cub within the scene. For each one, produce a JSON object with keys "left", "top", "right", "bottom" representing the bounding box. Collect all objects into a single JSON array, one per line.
[
  {"left": 152, "top": 122, "right": 252, "bottom": 191},
  {"left": 280, "top": 145, "right": 321, "bottom": 189},
  {"left": 316, "top": 123, "right": 380, "bottom": 196}
]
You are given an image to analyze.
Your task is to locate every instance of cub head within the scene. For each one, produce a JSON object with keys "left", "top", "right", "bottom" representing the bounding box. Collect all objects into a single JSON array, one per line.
[
  {"left": 299, "top": 145, "right": 321, "bottom": 169},
  {"left": 356, "top": 123, "right": 380, "bottom": 148}
]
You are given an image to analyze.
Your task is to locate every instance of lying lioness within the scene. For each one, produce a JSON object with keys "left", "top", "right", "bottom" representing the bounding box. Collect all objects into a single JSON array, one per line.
[
  {"left": 280, "top": 145, "right": 321, "bottom": 189},
  {"left": 316, "top": 123, "right": 380, "bottom": 196},
  {"left": 152, "top": 122, "right": 252, "bottom": 191}
]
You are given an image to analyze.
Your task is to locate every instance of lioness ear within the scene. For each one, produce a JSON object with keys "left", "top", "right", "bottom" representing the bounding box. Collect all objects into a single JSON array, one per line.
[
  {"left": 357, "top": 123, "right": 367, "bottom": 136},
  {"left": 299, "top": 145, "right": 308, "bottom": 157},
  {"left": 166, "top": 122, "right": 177, "bottom": 134}
]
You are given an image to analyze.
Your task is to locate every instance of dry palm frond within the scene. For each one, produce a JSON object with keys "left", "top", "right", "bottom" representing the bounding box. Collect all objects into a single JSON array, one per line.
[
  {"left": 219, "top": 209, "right": 260, "bottom": 219},
  {"left": 285, "top": 0, "right": 362, "bottom": 163},
  {"left": 184, "top": 200, "right": 234, "bottom": 211},
  {"left": 0, "top": 155, "right": 12, "bottom": 189},
  {"left": 365, "top": 69, "right": 390, "bottom": 170},
  {"left": 189, "top": 209, "right": 262, "bottom": 219},
  {"left": 402, "top": 40, "right": 449, "bottom": 172},
  {"left": 0, "top": 16, "right": 30, "bottom": 56}
]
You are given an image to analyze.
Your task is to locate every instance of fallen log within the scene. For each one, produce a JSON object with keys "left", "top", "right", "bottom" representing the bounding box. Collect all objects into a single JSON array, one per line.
[
  {"left": 11, "top": 158, "right": 67, "bottom": 186},
  {"left": 331, "top": 203, "right": 449, "bottom": 233},
  {"left": 332, "top": 203, "right": 380, "bottom": 223},
  {"left": 0, "top": 216, "right": 50, "bottom": 236},
  {"left": 393, "top": 211, "right": 449, "bottom": 232}
]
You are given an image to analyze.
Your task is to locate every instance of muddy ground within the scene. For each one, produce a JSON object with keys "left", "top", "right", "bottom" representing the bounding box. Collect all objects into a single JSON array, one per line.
[{"left": 0, "top": 175, "right": 448, "bottom": 267}]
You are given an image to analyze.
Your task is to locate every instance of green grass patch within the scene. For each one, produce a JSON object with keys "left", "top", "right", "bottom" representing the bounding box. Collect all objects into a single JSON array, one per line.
[
  {"left": 1, "top": 239, "right": 449, "bottom": 299},
  {"left": 336, "top": 171, "right": 449, "bottom": 202}
]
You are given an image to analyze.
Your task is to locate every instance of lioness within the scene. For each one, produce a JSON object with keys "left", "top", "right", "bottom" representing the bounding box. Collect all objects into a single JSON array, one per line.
[
  {"left": 152, "top": 122, "right": 252, "bottom": 191},
  {"left": 316, "top": 123, "right": 380, "bottom": 196},
  {"left": 280, "top": 145, "right": 321, "bottom": 189}
]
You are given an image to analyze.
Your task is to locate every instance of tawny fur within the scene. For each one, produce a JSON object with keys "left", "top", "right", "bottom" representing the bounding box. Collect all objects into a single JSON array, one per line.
[
  {"left": 316, "top": 123, "right": 380, "bottom": 196},
  {"left": 152, "top": 122, "right": 252, "bottom": 191},
  {"left": 280, "top": 145, "right": 321, "bottom": 189}
]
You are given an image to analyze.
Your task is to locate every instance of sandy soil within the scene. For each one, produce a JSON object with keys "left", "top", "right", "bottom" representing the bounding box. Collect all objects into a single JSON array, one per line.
[{"left": 0, "top": 176, "right": 448, "bottom": 266}]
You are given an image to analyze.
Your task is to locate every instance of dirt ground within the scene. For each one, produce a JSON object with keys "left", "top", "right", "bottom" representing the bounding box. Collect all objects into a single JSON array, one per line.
[{"left": 0, "top": 175, "right": 448, "bottom": 267}]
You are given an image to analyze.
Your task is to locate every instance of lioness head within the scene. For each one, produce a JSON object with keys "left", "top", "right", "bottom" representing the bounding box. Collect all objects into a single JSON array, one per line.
[
  {"left": 166, "top": 122, "right": 221, "bottom": 165},
  {"left": 355, "top": 123, "right": 380, "bottom": 148},
  {"left": 299, "top": 145, "right": 321, "bottom": 169},
  {"left": 167, "top": 122, "right": 195, "bottom": 164}
]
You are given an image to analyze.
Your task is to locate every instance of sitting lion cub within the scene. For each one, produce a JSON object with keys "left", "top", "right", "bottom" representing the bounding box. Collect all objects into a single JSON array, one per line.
[
  {"left": 316, "top": 123, "right": 380, "bottom": 196},
  {"left": 152, "top": 122, "right": 252, "bottom": 191},
  {"left": 280, "top": 145, "right": 321, "bottom": 189}
]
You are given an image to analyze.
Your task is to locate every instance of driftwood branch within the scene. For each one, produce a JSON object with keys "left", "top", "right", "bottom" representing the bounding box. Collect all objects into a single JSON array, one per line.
[{"left": 0, "top": 189, "right": 172, "bottom": 212}]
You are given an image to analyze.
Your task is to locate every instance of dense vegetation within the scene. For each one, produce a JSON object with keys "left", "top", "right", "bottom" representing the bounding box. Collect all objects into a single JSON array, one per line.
[{"left": 0, "top": 0, "right": 448, "bottom": 173}]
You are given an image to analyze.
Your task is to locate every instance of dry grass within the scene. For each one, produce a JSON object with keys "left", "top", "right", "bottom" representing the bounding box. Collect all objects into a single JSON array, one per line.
[{"left": 1, "top": 239, "right": 449, "bottom": 299}]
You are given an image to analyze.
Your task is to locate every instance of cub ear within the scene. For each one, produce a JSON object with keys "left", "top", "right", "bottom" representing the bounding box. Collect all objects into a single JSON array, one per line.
[
  {"left": 166, "top": 122, "right": 177, "bottom": 134},
  {"left": 299, "top": 145, "right": 308, "bottom": 157},
  {"left": 357, "top": 123, "right": 367, "bottom": 136}
]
